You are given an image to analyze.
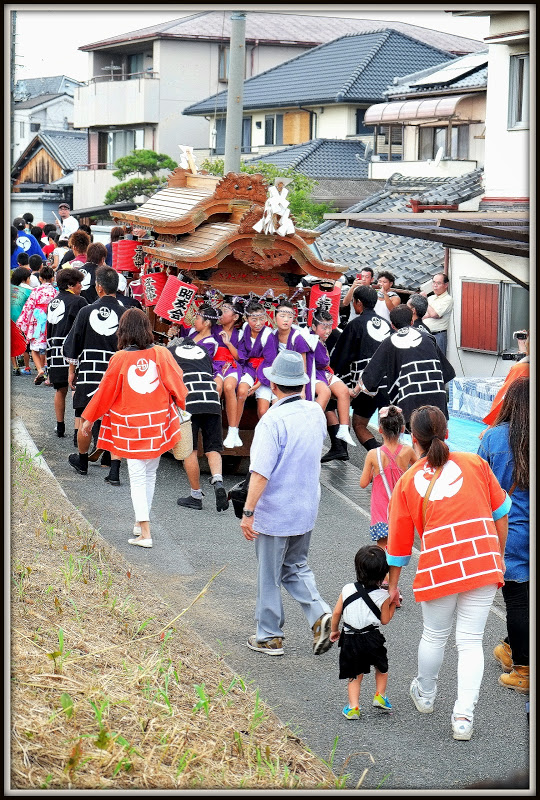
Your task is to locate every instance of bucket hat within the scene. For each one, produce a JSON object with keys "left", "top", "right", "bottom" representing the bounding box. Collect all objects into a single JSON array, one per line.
[{"left": 263, "top": 350, "right": 309, "bottom": 385}]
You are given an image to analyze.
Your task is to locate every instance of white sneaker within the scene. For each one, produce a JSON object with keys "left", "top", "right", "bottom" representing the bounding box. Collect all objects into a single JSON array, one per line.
[
  {"left": 451, "top": 714, "right": 473, "bottom": 740},
  {"left": 336, "top": 426, "right": 357, "bottom": 446},
  {"left": 223, "top": 428, "right": 239, "bottom": 448},
  {"left": 128, "top": 538, "right": 152, "bottom": 548},
  {"left": 409, "top": 677, "right": 435, "bottom": 713}
]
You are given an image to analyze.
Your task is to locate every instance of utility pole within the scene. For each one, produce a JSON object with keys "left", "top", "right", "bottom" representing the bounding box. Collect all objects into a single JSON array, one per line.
[
  {"left": 10, "top": 10, "right": 17, "bottom": 168},
  {"left": 224, "top": 11, "right": 246, "bottom": 174}
]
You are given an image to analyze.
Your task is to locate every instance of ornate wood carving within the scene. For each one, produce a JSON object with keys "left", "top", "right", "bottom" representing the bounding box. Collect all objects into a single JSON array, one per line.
[
  {"left": 232, "top": 245, "right": 291, "bottom": 271},
  {"left": 238, "top": 204, "right": 265, "bottom": 234},
  {"left": 214, "top": 172, "right": 268, "bottom": 204}
]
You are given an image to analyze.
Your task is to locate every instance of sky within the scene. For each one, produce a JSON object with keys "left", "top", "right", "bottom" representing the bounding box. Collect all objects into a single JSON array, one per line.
[{"left": 9, "top": 5, "right": 492, "bottom": 83}]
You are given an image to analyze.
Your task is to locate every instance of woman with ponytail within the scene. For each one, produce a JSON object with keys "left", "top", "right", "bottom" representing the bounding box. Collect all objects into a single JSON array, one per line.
[{"left": 385, "top": 405, "right": 511, "bottom": 741}]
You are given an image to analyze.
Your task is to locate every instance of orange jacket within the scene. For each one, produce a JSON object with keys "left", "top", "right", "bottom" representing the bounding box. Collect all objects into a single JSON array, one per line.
[
  {"left": 83, "top": 345, "right": 188, "bottom": 459},
  {"left": 483, "top": 360, "right": 529, "bottom": 425},
  {"left": 387, "top": 452, "right": 510, "bottom": 602}
]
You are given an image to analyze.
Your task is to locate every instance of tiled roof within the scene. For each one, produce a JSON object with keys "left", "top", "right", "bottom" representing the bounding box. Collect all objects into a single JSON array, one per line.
[
  {"left": 13, "top": 76, "right": 82, "bottom": 100},
  {"left": 14, "top": 93, "right": 65, "bottom": 109},
  {"left": 184, "top": 31, "right": 457, "bottom": 115},
  {"left": 244, "top": 139, "right": 371, "bottom": 178},
  {"left": 411, "top": 168, "right": 484, "bottom": 205},
  {"left": 80, "top": 11, "right": 486, "bottom": 55},
  {"left": 313, "top": 169, "right": 485, "bottom": 289},
  {"left": 386, "top": 52, "right": 488, "bottom": 97},
  {"left": 31, "top": 130, "right": 87, "bottom": 172}
]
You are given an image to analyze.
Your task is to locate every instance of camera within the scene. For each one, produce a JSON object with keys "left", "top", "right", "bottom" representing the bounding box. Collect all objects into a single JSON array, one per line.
[{"left": 513, "top": 331, "right": 528, "bottom": 340}]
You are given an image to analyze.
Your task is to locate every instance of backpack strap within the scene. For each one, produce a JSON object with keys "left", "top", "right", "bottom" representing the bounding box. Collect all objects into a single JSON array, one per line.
[
  {"left": 421, "top": 466, "right": 443, "bottom": 530},
  {"left": 376, "top": 447, "right": 393, "bottom": 502},
  {"left": 342, "top": 582, "right": 382, "bottom": 620}
]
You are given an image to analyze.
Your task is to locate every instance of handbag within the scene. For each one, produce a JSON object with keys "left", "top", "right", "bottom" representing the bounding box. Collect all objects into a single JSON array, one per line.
[
  {"left": 172, "top": 407, "right": 193, "bottom": 461},
  {"left": 153, "top": 345, "right": 194, "bottom": 461},
  {"left": 228, "top": 473, "right": 251, "bottom": 519}
]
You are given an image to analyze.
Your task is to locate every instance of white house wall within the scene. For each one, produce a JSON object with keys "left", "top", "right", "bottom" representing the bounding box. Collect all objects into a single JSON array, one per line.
[
  {"left": 483, "top": 41, "right": 529, "bottom": 198},
  {"left": 447, "top": 248, "right": 529, "bottom": 378},
  {"left": 315, "top": 105, "right": 350, "bottom": 139}
]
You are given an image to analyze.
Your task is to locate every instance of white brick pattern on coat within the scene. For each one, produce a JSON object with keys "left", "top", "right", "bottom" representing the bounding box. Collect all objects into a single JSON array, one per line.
[
  {"left": 98, "top": 402, "right": 180, "bottom": 456},
  {"left": 389, "top": 359, "right": 445, "bottom": 405},
  {"left": 415, "top": 516, "right": 502, "bottom": 600},
  {"left": 46, "top": 336, "right": 68, "bottom": 369}
]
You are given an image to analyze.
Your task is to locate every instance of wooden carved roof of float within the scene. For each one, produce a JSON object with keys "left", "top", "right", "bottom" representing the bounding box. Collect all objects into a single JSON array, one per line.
[
  {"left": 140, "top": 219, "right": 345, "bottom": 282},
  {"left": 113, "top": 168, "right": 347, "bottom": 286},
  {"left": 111, "top": 169, "right": 278, "bottom": 235}
]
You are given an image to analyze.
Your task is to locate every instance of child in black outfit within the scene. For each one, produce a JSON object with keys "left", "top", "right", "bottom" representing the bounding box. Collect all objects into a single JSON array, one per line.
[{"left": 330, "top": 545, "right": 397, "bottom": 718}]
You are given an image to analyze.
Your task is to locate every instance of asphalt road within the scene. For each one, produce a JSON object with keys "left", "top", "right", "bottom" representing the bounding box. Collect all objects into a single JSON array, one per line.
[{"left": 10, "top": 377, "right": 531, "bottom": 791}]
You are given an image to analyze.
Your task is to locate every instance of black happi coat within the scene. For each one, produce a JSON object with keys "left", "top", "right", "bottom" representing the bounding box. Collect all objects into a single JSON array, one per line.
[
  {"left": 46, "top": 290, "right": 89, "bottom": 384},
  {"left": 167, "top": 337, "right": 222, "bottom": 416},
  {"left": 330, "top": 309, "right": 392, "bottom": 387},
  {"left": 62, "top": 295, "right": 127, "bottom": 408},
  {"left": 116, "top": 292, "right": 143, "bottom": 310},
  {"left": 78, "top": 261, "right": 99, "bottom": 304},
  {"left": 361, "top": 326, "right": 456, "bottom": 425}
]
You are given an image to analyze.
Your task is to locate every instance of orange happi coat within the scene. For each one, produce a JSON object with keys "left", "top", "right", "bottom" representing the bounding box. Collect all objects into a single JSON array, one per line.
[
  {"left": 83, "top": 345, "right": 188, "bottom": 459},
  {"left": 387, "top": 452, "right": 510, "bottom": 602}
]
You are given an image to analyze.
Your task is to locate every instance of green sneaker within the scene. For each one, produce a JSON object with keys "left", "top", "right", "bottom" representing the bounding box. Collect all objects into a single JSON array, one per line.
[
  {"left": 373, "top": 692, "right": 392, "bottom": 711},
  {"left": 342, "top": 704, "right": 360, "bottom": 719}
]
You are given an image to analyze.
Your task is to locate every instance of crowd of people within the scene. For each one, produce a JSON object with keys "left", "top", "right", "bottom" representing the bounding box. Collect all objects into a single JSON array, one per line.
[{"left": 10, "top": 209, "right": 529, "bottom": 743}]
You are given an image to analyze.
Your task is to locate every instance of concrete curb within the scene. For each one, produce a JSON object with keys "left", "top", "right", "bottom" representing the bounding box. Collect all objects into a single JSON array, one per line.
[{"left": 10, "top": 416, "right": 67, "bottom": 498}]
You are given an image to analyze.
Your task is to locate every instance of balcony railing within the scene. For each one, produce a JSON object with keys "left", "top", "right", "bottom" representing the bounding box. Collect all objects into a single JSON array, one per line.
[{"left": 85, "top": 71, "right": 159, "bottom": 85}]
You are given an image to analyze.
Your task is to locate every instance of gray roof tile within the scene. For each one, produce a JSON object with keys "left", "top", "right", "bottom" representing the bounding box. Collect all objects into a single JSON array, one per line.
[
  {"left": 314, "top": 168, "right": 485, "bottom": 288},
  {"left": 244, "top": 139, "right": 370, "bottom": 178},
  {"left": 27, "top": 130, "right": 87, "bottom": 172},
  {"left": 184, "top": 31, "right": 457, "bottom": 115}
]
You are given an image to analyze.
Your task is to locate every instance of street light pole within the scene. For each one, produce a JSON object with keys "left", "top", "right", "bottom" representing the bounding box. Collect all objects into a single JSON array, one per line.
[{"left": 224, "top": 11, "right": 246, "bottom": 174}]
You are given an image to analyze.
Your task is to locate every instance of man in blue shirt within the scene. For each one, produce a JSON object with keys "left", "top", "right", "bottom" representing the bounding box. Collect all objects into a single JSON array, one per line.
[{"left": 240, "top": 350, "right": 333, "bottom": 657}]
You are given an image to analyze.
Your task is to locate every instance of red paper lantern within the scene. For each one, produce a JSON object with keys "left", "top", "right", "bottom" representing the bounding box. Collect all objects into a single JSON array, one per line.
[
  {"left": 308, "top": 283, "right": 341, "bottom": 328},
  {"left": 112, "top": 240, "right": 139, "bottom": 272},
  {"left": 141, "top": 271, "right": 168, "bottom": 307},
  {"left": 154, "top": 275, "right": 198, "bottom": 324}
]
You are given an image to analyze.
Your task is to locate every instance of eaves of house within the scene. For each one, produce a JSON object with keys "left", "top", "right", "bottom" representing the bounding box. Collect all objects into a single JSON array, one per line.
[{"left": 11, "top": 130, "right": 88, "bottom": 177}]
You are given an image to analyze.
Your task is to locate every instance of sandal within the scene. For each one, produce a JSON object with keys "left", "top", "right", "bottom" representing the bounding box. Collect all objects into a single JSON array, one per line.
[{"left": 34, "top": 372, "right": 46, "bottom": 385}]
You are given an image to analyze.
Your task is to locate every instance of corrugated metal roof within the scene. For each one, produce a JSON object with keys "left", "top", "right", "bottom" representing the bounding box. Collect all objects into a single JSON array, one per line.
[
  {"left": 79, "top": 11, "right": 486, "bottom": 55},
  {"left": 184, "top": 31, "right": 457, "bottom": 115}
]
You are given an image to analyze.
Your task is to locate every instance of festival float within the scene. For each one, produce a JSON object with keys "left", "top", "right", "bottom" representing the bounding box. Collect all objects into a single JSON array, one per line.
[{"left": 109, "top": 154, "right": 347, "bottom": 459}]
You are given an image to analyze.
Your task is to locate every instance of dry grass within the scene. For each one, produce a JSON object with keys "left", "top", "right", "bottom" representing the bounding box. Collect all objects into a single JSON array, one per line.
[{"left": 9, "top": 444, "right": 337, "bottom": 791}]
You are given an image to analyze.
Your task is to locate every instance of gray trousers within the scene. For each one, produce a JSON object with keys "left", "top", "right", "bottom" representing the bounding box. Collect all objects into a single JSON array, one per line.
[{"left": 254, "top": 531, "right": 331, "bottom": 641}]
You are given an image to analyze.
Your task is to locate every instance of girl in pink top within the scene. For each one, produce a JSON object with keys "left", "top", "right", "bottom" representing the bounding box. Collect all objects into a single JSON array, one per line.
[{"left": 359, "top": 406, "right": 416, "bottom": 549}]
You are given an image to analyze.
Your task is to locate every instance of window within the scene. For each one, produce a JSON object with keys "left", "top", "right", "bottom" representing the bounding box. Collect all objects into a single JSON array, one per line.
[
  {"left": 374, "top": 124, "right": 403, "bottom": 160},
  {"left": 30, "top": 122, "right": 40, "bottom": 132},
  {"left": 264, "top": 114, "right": 283, "bottom": 146},
  {"left": 419, "top": 125, "right": 469, "bottom": 160},
  {"left": 508, "top": 54, "right": 529, "bottom": 129},
  {"left": 99, "top": 129, "right": 144, "bottom": 165},
  {"left": 242, "top": 117, "right": 252, "bottom": 152},
  {"left": 461, "top": 280, "right": 529, "bottom": 352},
  {"left": 218, "top": 46, "right": 229, "bottom": 82},
  {"left": 355, "top": 109, "right": 372, "bottom": 135},
  {"left": 128, "top": 53, "right": 144, "bottom": 78},
  {"left": 20, "top": 121, "right": 24, "bottom": 137}
]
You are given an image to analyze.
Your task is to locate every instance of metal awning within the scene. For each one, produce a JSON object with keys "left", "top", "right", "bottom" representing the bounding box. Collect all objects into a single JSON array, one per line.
[{"left": 364, "top": 95, "right": 472, "bottom": 125}]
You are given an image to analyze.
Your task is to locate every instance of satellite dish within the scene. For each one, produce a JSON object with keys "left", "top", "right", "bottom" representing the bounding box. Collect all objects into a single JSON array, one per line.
[
  {"left": 433, "top": 146, "right": 444, "bottom": 167},
  {"left": 363, "top": 143, "right": 373, "bottom": 162}
]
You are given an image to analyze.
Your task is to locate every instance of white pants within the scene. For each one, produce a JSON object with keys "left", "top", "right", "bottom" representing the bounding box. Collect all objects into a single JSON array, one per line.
[
  {"left": 417, "top": 583, "right": 497, "bottom": 719},
  {"left": 126, "top": 457, "right": 161, "bottom": 522}
]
